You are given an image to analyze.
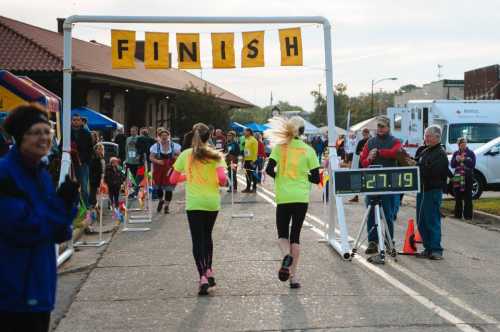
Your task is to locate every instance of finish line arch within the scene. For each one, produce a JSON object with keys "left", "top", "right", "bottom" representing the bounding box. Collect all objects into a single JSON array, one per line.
[{"left": 59, "top": 15, "right": 351, "bottom": 264}]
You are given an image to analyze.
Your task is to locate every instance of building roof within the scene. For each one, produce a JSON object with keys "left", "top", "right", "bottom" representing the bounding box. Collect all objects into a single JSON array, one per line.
[{"left": 0, "top": 15, "right": 253, "bottom": 108}]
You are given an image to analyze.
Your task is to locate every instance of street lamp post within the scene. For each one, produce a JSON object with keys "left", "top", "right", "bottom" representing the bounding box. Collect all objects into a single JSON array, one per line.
[{"left": 371, "top": 77, "right": 398, "bottom": 116}]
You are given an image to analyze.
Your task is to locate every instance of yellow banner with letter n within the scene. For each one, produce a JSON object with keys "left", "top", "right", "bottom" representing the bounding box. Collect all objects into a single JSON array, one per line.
[
  {"left": 145, "top": 32, "right": 170, "bottom": 69},
  {"left": 241, "top": 31, "right": 265, "bottom": 68},
  {"left": 177, "top": 33, "right": 201, "bottom": 69},
  {"left": 279, "top": 27, "right": 303, "bottom": 66},
  {"left": 111, "top": 30, "right": 136, "bottom": 69},
  {"left": 211, "top": 33, "right": 235, "bottom": 69}
]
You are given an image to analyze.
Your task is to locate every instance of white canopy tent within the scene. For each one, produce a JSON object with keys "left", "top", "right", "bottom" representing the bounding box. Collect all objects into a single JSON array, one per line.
[{"left": 349, "top": 117, "right": 378, "bottom": 133}]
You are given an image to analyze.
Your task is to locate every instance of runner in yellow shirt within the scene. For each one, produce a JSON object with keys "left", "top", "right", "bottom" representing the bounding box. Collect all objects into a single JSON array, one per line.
[
  {"left": 170, "top": 123, "right": 227, "bottom": 296},
  {"left": 242, "top": 128, "right": 258, "bottom": 193},
  {"left": 265, "top": 117, "right": 320, "bottom": 289}
]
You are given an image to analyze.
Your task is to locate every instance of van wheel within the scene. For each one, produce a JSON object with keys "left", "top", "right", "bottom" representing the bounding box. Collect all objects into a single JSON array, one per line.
[{"left": 472, "top": 172, "right": 484, "bottom": 200}]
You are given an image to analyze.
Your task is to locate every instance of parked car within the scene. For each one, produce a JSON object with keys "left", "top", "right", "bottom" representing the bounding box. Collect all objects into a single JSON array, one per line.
[{"left": 448, "top": 136, "right": 500, "bottom": 199}]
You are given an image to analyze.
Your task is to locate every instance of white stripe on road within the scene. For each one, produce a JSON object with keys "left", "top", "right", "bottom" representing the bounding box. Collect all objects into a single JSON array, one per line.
[{"left": 238, "top": 177, "right": 493, "bottom": 332}]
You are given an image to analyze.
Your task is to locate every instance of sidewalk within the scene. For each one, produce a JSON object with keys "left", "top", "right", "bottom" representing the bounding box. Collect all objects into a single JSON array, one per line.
[{"left": 55, "top": 186, "right": 467, "bottom": 332}]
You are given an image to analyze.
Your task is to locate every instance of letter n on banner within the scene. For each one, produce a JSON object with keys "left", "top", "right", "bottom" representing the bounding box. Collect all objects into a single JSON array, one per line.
[
  {"left": 279, "top": 28, "right": 303, "bottom": 66},
  {"left": 177, "top": 33, "right": 201, "bottom": 69},
  {"left": 241, "top": 31, "right": 264, "bottom": 68},
  {"left": 111, "top": 30, "right": 136, "bottom": 69},
  {"left": 211, "top": 33, "right": 235, "bottom": 68},
  {"left": 145, "top": 32, "right": 169, "bottom": 69}
]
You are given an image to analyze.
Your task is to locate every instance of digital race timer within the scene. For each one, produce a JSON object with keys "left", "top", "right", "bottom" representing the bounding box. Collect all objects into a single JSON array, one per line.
[{"left": 333, "top": 166, "right": 420, "bottom": 196}]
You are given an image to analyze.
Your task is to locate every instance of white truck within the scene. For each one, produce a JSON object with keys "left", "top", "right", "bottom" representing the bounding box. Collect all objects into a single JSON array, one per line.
[
  {"left": 387, "top": 100, "right": 500, "bottom": 198},
  {"left": 388, "top": 100, "right": 500, "bottom": 155}
]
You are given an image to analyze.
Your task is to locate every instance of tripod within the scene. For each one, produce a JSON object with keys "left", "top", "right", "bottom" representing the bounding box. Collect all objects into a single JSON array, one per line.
[{"left": 351, "top": 195, "right": 397, "bottom": 264}]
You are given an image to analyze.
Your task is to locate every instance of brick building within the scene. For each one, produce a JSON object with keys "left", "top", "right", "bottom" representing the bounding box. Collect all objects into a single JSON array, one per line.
[
  {"left": 0, "top": 15, "right": 252, "bottom": 137},
  {"left": 464, "top": 65, "right": 500, "bottom": 100}
]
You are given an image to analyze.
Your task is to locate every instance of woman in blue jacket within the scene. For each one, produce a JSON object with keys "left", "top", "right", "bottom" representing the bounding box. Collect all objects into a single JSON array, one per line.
[{"left": 0, "top": 104, "right": 79, "bottom": 332}]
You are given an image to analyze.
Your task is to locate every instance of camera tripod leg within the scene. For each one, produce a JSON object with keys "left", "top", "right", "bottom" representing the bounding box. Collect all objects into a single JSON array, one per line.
[
  {"left": 374, "top": 204, "right": 386, "bottom": 263},
  {"left": 351, "top": 204, "right": 372, "bottom": 258},
  {"left": 379, "top": 206, "right": 397, "bottom": 259}
]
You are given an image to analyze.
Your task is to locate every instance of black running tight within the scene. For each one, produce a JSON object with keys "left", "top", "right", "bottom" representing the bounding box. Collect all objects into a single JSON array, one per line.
[
  {"left": 276, "top": 203, "right": 308, "bottom": 244},
  {"left": 186, "top": 210, "right": 218, "bottom": 277},
  {"left": 157, "top": 189, "right": 173, "bottom": 202}
]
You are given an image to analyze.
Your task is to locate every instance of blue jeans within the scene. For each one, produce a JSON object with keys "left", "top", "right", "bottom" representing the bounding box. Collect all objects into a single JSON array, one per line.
[
  {"left": 76, "top": 163, "right": 89, "bottom": 207},
  {"left": 416, "top": 190, "right": 443, "bottom": 254},
  {"left": 365, "top": 195, "right": 395, "bottom": 242}
]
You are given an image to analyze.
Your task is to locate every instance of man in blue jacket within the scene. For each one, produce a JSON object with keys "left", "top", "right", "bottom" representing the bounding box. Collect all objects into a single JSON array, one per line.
[{"left": 0, "top": 104, "right": 79, "bottom": 332}]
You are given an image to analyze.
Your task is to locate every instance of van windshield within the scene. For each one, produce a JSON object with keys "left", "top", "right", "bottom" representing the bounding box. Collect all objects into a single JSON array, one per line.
[{"left": 449, "top": 123, "right": 500, "bottom": 144}]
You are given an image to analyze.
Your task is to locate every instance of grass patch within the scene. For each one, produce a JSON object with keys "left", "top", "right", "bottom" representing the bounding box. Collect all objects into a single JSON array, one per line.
[{"left": 442, "top": 198, "right": 500, "bottom": 216}]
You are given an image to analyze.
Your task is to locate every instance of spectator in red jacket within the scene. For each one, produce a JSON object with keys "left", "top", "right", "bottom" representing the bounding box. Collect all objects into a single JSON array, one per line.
[
  {"left": 360, "top": 116, "right": 401, "bottom": 257},
  {"left": 255, "top": 132, "right": 267, "bottom": 183}
]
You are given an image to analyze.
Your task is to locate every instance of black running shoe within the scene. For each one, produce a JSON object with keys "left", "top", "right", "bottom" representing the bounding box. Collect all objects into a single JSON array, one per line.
[
  {"left": 208, "top": 277, "right": 216, "bottom": 287},
  {"left": 365, "top": 241, "right": 378, "bottom": 255},
  {"left": 164, "top": 204, "right": 169, "bottom": 214},
  {"left": 278, "top": 254, "right": 293, "bottom": 282},
  {"left": 156, "top": 200, "right": 164, "bottom": 213},
  {"left": 198, "top": 277, "right": 210, "bottom": 296}
]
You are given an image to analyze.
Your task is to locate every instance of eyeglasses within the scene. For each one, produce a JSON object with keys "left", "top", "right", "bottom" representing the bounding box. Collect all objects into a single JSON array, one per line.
[{"left": 25, "top": 129, "right": 53, "bottom": 138}]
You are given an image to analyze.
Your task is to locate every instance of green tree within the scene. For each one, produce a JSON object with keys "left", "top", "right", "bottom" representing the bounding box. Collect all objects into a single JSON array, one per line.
[{"left": 174, "top": 84, "right": 231, "bottom": 136}]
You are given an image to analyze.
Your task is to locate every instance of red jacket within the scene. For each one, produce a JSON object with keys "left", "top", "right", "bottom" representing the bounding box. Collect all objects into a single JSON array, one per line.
[
  {"left": 257, "top": 141, "right": 266, "bottom": 158},
  {"left": 360, "top": 135, "right": 401, "bottom": 168}
]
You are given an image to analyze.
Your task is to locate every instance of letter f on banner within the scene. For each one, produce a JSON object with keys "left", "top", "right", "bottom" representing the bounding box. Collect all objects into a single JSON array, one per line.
[
  {"left": 279, "top": 28, "right": 303, "bottom": 66},
  {"left": 177, "top": 33, "right": 201, "bottom": 69},
  {"left": 111, "top": 30, "right": 136, "bottom": 69},
  {"left": 241, "top": 31, "right": 265, "bottom": 68}
]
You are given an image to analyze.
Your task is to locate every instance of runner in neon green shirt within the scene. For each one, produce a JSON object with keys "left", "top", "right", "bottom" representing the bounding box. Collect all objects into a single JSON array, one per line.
[
  {"left": 265, "top": 116, "right": 321, "bottom": 289},
  {"left": 170, "top": 123, "right": 227, "bottom": 296},
  {"left": 242, "top": 128, "right": 258, "bottom": 193}
]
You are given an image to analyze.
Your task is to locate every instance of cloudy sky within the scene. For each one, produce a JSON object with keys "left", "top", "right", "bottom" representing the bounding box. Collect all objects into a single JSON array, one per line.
[{"left": 2, "top": 1, "right": 500, "bottom": 110}]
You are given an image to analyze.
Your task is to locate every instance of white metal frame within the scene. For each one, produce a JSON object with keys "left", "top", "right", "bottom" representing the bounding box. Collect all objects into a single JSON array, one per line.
[{"left": 60, "top": 15, "right": 350, "bottom": 259}]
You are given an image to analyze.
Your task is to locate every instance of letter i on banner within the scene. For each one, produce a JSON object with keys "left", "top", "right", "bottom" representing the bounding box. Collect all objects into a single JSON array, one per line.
[
  {"left": 212, "top": 33, "right": 235, "bottom": 68},
  {"left": 111, "top": 30, "right": 136, "bottom": 69},
  {"left": 279, "top": 27, "right": 302, "bottom": 66},
  {"left": 145, "top": 32, "right": 169, "bottom": 69},
  {"left": 176, "top": 33, "right": 201, "bottom": 69},
  {"left": 241, "top": 31, "right": 265, "bottom": 68}
]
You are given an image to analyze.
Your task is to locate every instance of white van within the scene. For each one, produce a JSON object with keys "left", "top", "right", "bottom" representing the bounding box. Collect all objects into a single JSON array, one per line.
[{"left": 388, "top": 100, "right": 500, "bottom": 156}]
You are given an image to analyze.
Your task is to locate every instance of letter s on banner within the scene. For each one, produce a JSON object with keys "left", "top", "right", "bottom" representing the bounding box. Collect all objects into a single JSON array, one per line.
[
  {"left": 241, "top": 31, "right": 265, "bottom": 68},
  {"left": 279, "top": 27, "right": 302, "bottom": 66},
  {"left": 111, "top": 30, "right": 136, "bottom": 69},
  {"left": 145, "top": 32, "right": 169, "bottom": 69},
  {"left": 211, "top": 33, "right": 235, "bottom": 69},
  {"left": 176, "top": 33, "right": 201, "bottom": 69}
]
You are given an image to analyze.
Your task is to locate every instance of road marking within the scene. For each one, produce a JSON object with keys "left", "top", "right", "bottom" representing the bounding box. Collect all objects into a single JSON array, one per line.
[{"left": 239, "top": 177, "right": 492, "bottom": 332}]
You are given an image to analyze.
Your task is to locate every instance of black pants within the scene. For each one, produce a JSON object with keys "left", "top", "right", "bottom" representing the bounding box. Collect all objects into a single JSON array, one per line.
[
  {"left": 109, "top": 186, "right": 120, "bottom": 208},
  {"left": 187, "top": 210, "right": 218, "bottom": 277},
  {"left": 276, "top": 203, "right": 308, "bottom": 244},
  {"left": 454, "top": 175, "right": 473, "bottom": 219},
  {"left": 244, "top": 161, "right": 257, "bottom": 190},
  {"left": 89, "top": 181, "right": 99, "bottom": 207},
  {"left": 0, "top": 311, "right": 50, "bottom": 332},
  {"left": 227, "top": 166, "right": 237, "bottom": 190},
  {"left": 157, "top": 189, "right": 173, "bottom": 202}
]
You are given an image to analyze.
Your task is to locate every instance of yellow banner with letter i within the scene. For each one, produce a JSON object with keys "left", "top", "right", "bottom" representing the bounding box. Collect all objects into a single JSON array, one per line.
[
  {"left": 145, "top": 32, "right": 169, "bottom": 69},
  {"left": 111, "top": 30, "right": 136, "bottom": 69},
  {"left": 176, "top": 33, "right": 201, "bottom": 69},
  {"left": 211, "top": 33, "right": 235, "bottom": 69},
  {"left": 241, "top": 31, "right": 265, "bottom": 68},
  {"left": 279, "top": 27, "right": 302, "bottom": 66}
]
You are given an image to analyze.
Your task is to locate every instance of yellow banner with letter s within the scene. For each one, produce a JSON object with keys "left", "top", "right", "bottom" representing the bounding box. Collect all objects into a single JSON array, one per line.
[
  {"left": 176, "top": 33, "right": 201, "bottom": 69},
  {"left": 211, "top": 33, "right": 235, "bottom": 69},
  {"left": 145, "top": 32, "right": 170, "bottom": 69},
  {"left": 279, "top": 27, "right": 302, "bottom": 66},
  {"left": 241, "top": 31, "right": 265, "bottom": 68},
  {"left": 111, "top": 30, "right": 136, "bottom": 69}
]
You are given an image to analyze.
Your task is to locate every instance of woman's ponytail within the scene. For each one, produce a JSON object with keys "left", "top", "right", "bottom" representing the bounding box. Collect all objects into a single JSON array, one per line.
[{"left": 191, "top": 123, "right": 221, "bottom": 162}]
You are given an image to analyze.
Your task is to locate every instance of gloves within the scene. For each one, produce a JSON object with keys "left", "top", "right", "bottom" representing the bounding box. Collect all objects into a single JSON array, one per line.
[{"left": 57, "top": 175, "right": 80, "bottom": 208}]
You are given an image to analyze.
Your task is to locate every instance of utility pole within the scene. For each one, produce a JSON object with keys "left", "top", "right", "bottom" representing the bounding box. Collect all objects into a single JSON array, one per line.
[{"left": 437, "top": 64, "right": 443, "bottom": 80}]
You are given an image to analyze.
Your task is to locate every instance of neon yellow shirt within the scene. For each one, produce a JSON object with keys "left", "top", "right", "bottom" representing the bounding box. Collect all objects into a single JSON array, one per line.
[
  {"left": 174, "top": 148, "right": 227, "bottom": 211},
  {"left": 244, "top": 136, "right": 258, "bottom": 161},
  {"left": 269, "top": 139, "right": 320, "bottom": 204}
]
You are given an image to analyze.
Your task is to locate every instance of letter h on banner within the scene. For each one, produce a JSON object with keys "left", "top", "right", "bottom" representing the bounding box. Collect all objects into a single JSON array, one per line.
[
  {"left": 111, "top": 30, "right": 136, "bottom": 68},
  {"left": 279, "top": 27, "right": 302, "bottom": 66}
]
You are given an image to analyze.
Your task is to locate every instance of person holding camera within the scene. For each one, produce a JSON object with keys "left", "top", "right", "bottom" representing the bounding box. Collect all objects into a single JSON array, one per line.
[
  {"left": 414, "top": 125, "right": 449, "bottom": 260},
  {"left": 360, "top": 116, "right": 401, "bottom": 256},
  {"left": 450, "top": 137, "right": 475, "bottom": 220},
  {"left": 0, "top": 104, "right": 79, "bottom": 332}
]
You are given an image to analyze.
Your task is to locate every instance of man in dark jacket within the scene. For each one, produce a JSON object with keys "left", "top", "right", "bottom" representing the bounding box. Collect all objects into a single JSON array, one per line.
[
  {"left": 360, "top": 116, "right": 401, "bottom": 256},
  {"left": 71, "top": 113, "right": 93, "bottom": 207},
  {"left": 137, "top": 127, "right": 157, "bottom": 168},
  {"left": 414, "top": 125, "right": 449, "bottom": 260},
  {"left": 349, "top": 128, "right": 371, "bottom": 203},
  {"left": 113, "top": 127, "right": 127, "bottom": 162}
]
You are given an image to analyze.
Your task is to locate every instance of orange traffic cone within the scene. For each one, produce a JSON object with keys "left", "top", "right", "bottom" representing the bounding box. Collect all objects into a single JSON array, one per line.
[{"left": 399, "top": 218, "right": 417, "bottom": 255}]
